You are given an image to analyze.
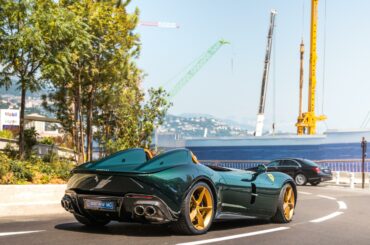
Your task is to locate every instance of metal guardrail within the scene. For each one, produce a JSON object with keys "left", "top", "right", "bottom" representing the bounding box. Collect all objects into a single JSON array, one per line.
[{"left": 201, "top": 159, "right": 370, "bottom": 172}]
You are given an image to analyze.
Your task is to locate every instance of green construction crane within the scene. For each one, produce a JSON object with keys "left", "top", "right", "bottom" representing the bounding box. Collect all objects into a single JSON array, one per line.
[{"left": 168, "top": 39, "right": 229, "bottom": 99}]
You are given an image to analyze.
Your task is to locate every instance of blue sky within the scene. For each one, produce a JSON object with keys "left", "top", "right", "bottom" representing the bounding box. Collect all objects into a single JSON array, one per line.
[{"left": 128, "top": 0, "right": 370, "bottom": 132}]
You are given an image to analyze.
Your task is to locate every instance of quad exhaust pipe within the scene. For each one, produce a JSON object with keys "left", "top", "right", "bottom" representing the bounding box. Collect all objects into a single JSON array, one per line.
[
  {"left": 134, "top": 205, "right": 145, "bottom": 216},
  {"left": 61, "top": 197, "right": 73, "bottom": 212},
  {"left": 134, "top": 205, "right": 156, "bottom": 216},
  {"left": 144, "top": 206, "right": 156, "bottom": 216}
]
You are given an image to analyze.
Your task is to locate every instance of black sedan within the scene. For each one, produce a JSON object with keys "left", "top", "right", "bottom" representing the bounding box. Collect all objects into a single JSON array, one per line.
[{"left": 249, "top": 158, "right": 332, "bottom": 186}]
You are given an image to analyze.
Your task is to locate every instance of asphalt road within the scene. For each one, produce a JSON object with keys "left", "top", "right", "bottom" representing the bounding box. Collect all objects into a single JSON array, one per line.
[{"left": 1, "top": 185, "right": 370, "bottom": 245}]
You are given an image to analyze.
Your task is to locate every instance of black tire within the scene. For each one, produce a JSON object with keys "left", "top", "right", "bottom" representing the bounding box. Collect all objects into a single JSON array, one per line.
[
  {"left": 294, "top": 173, "right": 307, "bottom": 186},
  {"left": 74, "top": 213, "right": 110, "bottom": 227},
  {"left": 310, "top": 181, "right": 320, "bottom": 186},
  {"left": 272, "top": 183, "right": 296, "bottom": 223},
  {"left": 171, "top": 182, "right": 215, "bottom": 235}
]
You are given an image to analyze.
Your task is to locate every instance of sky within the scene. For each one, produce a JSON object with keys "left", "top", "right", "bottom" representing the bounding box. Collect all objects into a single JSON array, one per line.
[{"left": 128, "top": 0, "right": 370, "bottom": 133}]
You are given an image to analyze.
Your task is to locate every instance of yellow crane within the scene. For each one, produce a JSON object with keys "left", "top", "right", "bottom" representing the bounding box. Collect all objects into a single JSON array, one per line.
[{"left": 296, "top": 0, "right": 326, "bottom": 135}]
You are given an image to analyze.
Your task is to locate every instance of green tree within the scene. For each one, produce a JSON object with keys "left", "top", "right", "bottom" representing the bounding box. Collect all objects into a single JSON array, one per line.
[
  {"left": 44, "top": 0, "right": 171, "bottom": 162},
  {"left": 0, "top": 0, "right": 88, "bottom": 159}
]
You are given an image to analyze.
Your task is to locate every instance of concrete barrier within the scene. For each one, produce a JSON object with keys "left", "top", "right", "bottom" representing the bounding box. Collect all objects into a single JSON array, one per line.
[{"left": 0, "top": 184, "right": 66, "bottom": 217}]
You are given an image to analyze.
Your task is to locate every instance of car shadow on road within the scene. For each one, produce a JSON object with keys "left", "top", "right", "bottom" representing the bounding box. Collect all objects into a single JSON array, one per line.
[{"left": 54, "top": 219, "right": 270, "bottom": 237}]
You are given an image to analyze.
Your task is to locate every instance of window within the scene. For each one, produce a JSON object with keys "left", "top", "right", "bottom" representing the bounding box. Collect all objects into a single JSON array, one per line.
[
  {"left": 82, "top": 148, "right": 147, "bottom": 171},
  {"left": 280, "top": 160, "right": 299, "bottom": 167},
  {"left": 138, "top": 149, "right": 190, "bottom": 171},
  {"left": 302, "top": 159, "right": 319, "bottom": 167},
  {"left": 267, "top": 161, "right": 279, "bottom": 167}
]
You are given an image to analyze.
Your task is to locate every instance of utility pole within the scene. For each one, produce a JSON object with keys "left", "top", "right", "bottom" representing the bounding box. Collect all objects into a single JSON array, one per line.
[{"left": 361, "top": 137, "right": 367, "bottom": 189}]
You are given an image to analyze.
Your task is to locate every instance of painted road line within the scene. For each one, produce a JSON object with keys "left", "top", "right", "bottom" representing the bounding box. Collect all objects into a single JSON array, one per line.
[
  {"left": 0, "top": 230, "right": 45, "bottom": 237},
  {"left": 317, "top": 195, "right": 336, "bottom": 200},
  {"left": 337, "top": 201, "right": 347, "bottom": 210},
  {"left": 176, "top": 227, "right": 290, "bottom": 245},
  {"left": 310, "top": 211, "right": 343, "bottom": 223},
  {"left": 298, "top": 191, "right": 312, "bottom": 195}
]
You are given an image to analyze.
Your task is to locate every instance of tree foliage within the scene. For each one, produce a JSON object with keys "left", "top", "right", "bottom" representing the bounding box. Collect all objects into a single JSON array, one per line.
[
  {"left": 40, "top": 0, "right": 171, "bottom": 162},
  {"left": 0, "top": 0, "right": 89, "bottom": 159}
]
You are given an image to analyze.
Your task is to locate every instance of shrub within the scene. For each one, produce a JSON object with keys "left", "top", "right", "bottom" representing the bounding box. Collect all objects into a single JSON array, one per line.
[
  {"left": 0, "top": 152, "right": 75, "bottom": 184},
  {"left": 0, "top": 130, "right": 14, "bottom": 139},
  {"left": 24, "top": 127, "right": 38, "bottom": 158},
  {"left": 39, "top": 137, "right": 55, "bottom": 145}
]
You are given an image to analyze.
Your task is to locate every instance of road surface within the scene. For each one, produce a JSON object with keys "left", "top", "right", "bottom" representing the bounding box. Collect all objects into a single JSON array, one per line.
[{"left": 0, "top": 185, "right": 369, "bottom": 245}]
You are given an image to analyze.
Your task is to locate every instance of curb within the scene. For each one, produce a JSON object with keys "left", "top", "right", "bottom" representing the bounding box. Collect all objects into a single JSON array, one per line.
[{"left": 0, "top": 184, "right": 66, "bottom": 218}]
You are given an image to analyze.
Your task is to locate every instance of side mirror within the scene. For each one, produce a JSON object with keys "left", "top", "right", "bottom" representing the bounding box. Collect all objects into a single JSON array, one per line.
[{"left": 257, "top": 164, "right": 267, "bottom": 173}]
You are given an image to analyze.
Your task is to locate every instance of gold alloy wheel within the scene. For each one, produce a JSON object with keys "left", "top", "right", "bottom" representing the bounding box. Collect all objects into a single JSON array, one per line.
[
  {"left": 189, "top": 186, "right": 213, "bottom": 230},
  {"left": 283, "top": 185, "right": 295, "bottom": 221}
]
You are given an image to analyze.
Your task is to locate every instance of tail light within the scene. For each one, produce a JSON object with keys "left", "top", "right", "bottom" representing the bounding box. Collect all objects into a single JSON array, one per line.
[
  {"left": 126, "top": 195, "right": 154, "bottom": 199},
  {"left": 313, "top": 167, "right": 320, "bottom": 174}
]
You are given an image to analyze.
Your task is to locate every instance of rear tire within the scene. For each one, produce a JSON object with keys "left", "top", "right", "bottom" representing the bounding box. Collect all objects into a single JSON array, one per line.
[
  {"left": 74, "top": 213, "right": 110, "bottom": 227},
  {"left": 294, "top": 174, "right": 307, "bottom": 186},
  {"left": 171, "top": 182, "right": 215, "bottom": 235},
  {"left": 272, "top": 183, "right": 296, "bottom": 223}
]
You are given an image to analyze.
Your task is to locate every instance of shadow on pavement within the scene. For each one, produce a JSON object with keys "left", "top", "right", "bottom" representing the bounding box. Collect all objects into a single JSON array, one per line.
[{"left": 54, "top": 219, "right": 269, "bottom": 237}]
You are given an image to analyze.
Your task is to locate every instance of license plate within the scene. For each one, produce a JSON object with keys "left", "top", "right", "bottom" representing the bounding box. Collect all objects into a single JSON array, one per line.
[{"left": 84, "top": 199, "right": 116, "bottom": 211}]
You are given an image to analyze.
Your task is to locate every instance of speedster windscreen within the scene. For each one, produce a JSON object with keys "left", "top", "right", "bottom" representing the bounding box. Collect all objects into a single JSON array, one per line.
[
  {"left": 78, "top": 148, "right": 148, "bottom": 172},
  {"left": 76, "top": 148, "right": 192, "bottom": 173}
]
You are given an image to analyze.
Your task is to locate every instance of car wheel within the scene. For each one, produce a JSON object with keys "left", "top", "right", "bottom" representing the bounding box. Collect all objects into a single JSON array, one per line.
[
  {"left": 74, "top": 213, "right": 110, "bottom": 227},
  {"left": 310, "top": 181, "right": 320, "bottom": 186},
  {"left": 272, "top": 183, "right": 296, "bottom": 223},
  {"left": 294, "top": 174, "right": 307, "bottom": 186},
  {"left": 172, "top": 182, "right": 215, "bottom": 235}
]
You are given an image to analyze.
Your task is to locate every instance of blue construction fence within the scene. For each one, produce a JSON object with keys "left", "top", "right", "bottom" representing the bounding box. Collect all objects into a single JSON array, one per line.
[{"left": 201, "top": 159, "right": 370, "bottom": 172}]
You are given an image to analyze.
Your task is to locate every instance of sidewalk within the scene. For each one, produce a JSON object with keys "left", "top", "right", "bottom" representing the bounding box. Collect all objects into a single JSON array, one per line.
[{"left": 323, "top": 171, "right": 370, "bottom": 189}]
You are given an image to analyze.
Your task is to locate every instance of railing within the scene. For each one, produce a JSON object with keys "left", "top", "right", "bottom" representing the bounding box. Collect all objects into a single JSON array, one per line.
[{"left": 201, "top": 159, "right": 370, "bottom": 172}]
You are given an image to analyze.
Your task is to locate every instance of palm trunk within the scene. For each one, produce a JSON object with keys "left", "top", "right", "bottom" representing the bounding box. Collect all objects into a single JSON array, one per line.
[{"left": 19, "top": 83, "right": 26, "bottom": 160}]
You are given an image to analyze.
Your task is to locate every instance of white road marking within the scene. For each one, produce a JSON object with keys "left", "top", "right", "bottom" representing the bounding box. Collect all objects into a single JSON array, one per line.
[
  {"left": 337, "top": 201, "right": 347, "bottom": 210},
  {"left": 310, "top": 211, "right": 343, "bottom": 223},
  {"left": 176, "top": 227, "right": 290, "bottom": 245},
  {"left": 317, "top": 195, "right": 336, "bottom": 200},
  {"left": 0, "top": 230, "right": 45, "bottom": 237},
  {"left": 298, "top": 191, "right": 312, "bottom": 195}
]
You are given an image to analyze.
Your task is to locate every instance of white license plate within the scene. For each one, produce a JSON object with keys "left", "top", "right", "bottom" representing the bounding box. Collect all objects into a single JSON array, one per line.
[{"left": 84, "top": 199, "right": 116, "bottom": 211}]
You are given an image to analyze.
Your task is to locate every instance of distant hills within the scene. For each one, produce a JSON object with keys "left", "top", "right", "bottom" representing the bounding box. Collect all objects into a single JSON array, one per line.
[{"left": 158, "top": 114, "right": 252, "bottom": 137}]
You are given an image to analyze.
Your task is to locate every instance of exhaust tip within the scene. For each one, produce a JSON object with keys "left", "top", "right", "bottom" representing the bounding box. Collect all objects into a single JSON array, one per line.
[
  {"left": 61, "top": 198, "right": 73, "bottom": 212},
  {"left": 134, "top": 206, "right": 145, "bottom": 216},
  {"left": 145, "top": 206, "right": 156, "bottom": 216}
]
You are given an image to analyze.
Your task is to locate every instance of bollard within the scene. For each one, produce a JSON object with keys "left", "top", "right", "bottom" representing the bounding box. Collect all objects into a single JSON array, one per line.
[
  {"left": 350, "top": 173, "right": 355, "bottom": 189},
  {"left": 336, "top": 172, "right": 340, "bottom": 185}
]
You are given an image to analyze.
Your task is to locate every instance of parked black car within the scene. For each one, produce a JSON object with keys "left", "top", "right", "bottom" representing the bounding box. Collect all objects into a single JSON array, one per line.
[{"left": 249, "top": 158, "right": 332, "bottom": 186}]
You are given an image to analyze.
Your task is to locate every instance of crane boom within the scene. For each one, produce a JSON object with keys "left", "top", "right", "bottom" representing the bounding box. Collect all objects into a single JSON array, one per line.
[
  {"left": 296, "top": 0, "right": 326, "bottom": 135},
  {"left": 255, "top": 10, "right": 277, "bottom": 137},
  {"left": 169, "top": 39, "right": 229, "bottom": 99}
]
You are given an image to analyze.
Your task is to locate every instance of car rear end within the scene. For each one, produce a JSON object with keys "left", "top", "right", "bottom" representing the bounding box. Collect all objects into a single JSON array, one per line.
[
  {"left": 61, "top": 149, "right": 201, "bottom": 225},
  {"left": 301, "top": 159, "right": 333, "bottom": 184},
  {"left": 61, "top": 172, "right": 179, "bottom": 224}
]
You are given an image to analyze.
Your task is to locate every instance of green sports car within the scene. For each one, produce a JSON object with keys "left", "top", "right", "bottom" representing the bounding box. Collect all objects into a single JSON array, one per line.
[{"left": 62, "top": 148, "right": 297, "bottom": 235}]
